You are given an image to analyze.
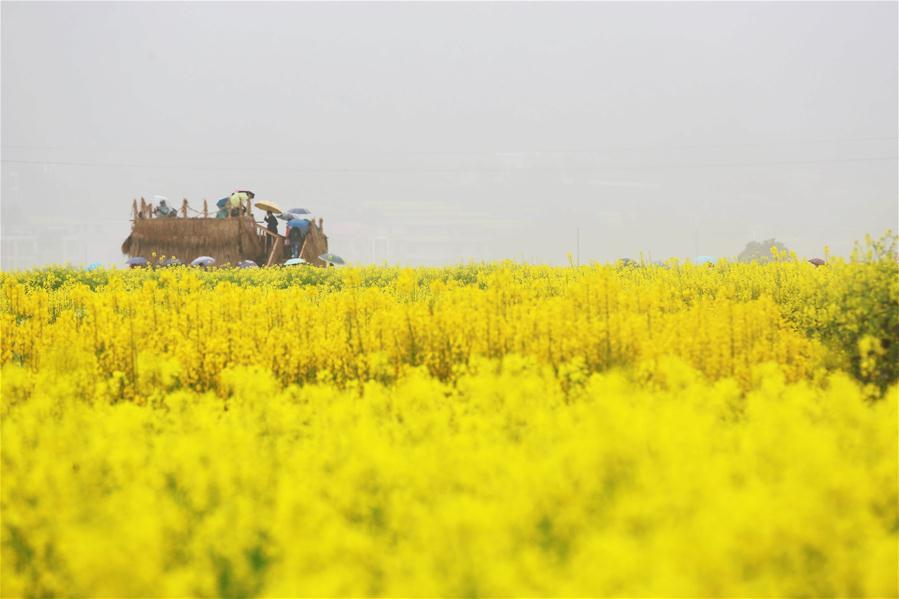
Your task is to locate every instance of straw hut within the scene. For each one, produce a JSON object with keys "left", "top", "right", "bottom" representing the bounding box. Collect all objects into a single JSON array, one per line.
[
  {"left": 122, "top": 216, "right": 265, "bottom": 266},
  {"left": 121, "top": 199, "right": 330, "bottom": 267},
  {"left": 298, "top": 219, "right": 330, "bottom": 267}
]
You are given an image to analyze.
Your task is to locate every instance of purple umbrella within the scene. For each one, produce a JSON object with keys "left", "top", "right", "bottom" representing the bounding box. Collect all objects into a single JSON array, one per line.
[{"left": 808, "top": 258, "right": 826, "bottom": 266}]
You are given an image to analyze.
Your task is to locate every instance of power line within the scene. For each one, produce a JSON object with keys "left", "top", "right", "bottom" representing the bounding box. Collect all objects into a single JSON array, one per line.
[
  {"left": 2, "top": 135, "right": 895, "bottom": 157},
  {"left": 2, "top": 155, "right": 896, "bottom": 172}
]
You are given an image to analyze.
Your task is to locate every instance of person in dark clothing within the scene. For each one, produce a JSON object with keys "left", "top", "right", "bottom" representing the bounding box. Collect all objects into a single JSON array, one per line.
[
  {"left": 264, "top": 211, "right": 278, "bottom": 234},
  {"left": 288, "top": 226, "right": 303, "bottom": 259}
]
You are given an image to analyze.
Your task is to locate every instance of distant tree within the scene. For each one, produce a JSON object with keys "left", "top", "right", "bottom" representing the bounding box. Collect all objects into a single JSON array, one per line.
[{"left": 737, "top": 239, "right": 791, "bottom": 263}]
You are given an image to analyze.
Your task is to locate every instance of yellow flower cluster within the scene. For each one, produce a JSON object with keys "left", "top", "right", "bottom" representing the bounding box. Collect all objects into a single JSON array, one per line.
[{"left": 1, "top": 247, "right": 897, "bottom": 596}]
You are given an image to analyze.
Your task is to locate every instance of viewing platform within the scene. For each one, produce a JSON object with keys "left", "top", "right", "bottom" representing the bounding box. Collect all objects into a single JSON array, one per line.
[{"left": 121, "top": 197, "right": 329, "bottom": 267}]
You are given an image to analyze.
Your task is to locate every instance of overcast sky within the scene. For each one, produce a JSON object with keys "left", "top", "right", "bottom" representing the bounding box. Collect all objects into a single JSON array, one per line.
[{"left": 2, "top": 1, "right": 896, "bottom": 267}]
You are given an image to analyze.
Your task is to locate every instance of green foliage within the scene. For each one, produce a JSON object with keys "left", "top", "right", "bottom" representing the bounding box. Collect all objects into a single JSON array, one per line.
[{"left": 737, "top": 238, "right": 792, "bottom": 263}]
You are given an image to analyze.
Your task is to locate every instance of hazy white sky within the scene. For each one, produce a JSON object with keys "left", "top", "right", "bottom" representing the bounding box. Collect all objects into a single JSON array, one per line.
[{"left": 2, "top": 1, "right": 897, "bottom": 267}]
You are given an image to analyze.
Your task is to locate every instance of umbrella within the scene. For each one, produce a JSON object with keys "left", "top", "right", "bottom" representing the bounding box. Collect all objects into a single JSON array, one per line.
[
  {"left": 318, "top": 252, "right": 345, "bottom": 266},
  {"left": 284, "top": 258, "right": 306, "bottom": 266},
  {"left": 126, "top": 257, "right": 147, "bottom": 268},
  {"left": 254, "top": 200, "right": 283, "bottom": 214},
  {"left": 191, "top": 256, "right": 216, "bottom": 267},
  {"left": 288, "top": 208, "right": 311, "bottom": 215},
  {"left": 85, "top": 262, "right": 102, "bottom": 271},
  {"left": 216, "top": 197, "right": 229, "bottom": 209},
  {"left": 694, "top": 255, "right": 716, "bottom": 265},
  {"left": 287, "top": 219, "right": 310, "bottom": 232},
  {"left": 276, "top": 212, "right": 296, "bottom": 221},
  {"left": 237, "top": 260, "right": 259, "bottom": 268},
  {"left": 160, "top": 258, "right": 182, "bottom": 267},
  {"left": 808, "top": 258, "right": 826, "bottom": 266},
  {"left": 236, "top": 190, "right": 255, "bottom": 199}
]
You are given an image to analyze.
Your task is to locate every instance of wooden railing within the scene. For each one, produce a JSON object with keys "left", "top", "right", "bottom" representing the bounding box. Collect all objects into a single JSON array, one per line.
[
  {"left": 255, "top": 224, "right": 287, "bottom": 266},
  {"left": 132, "top": 196, "right": 253, "bottom": 220}
]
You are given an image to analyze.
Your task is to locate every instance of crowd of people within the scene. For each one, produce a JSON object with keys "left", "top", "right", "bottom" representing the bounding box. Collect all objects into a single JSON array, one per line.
[
  {"left": 135, "top": 189, "right": 318, "bottom": 264},
  {"left": 262, "top": 210, "right": 310, "bottom": 259}
]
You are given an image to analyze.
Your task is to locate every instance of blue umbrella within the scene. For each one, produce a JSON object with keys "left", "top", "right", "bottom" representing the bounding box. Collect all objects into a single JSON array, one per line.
[
  {"left": 160, "top": 258, "right": 182, "bottom": 267},
  {"left": 85, "top": 262, "right": 102, "bottom": 271},
  {"left": 284, "top": 258, "right": 306, "bottom": 266},
  {"left": 318, "top": 252, "right": 345, "bottom": 266},
  {"left": 237, "top": 260, "right": 259, "bottom": 268},
  {"left": 126, "top": 257, "right": 147, "bottom": 267},
  {"left": 288, "top": 208, "right": 311, "bottom": 215},
  {"left": 216, "top": 197, "right": 229, "bottom": 209},
  {"left": 191, "top": 256, "right": 215, "bottom": 267},
  {"left": 287, "top": 219, "right": 310, "bottom": 233},
  {"left": 694, "top": 255, "right": 716, "bottom": 265}
]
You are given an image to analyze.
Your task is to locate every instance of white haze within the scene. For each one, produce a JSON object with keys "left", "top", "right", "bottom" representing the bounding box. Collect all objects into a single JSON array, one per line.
[{"left": 2, "top": 1, "right": 897, "bottom": 268}]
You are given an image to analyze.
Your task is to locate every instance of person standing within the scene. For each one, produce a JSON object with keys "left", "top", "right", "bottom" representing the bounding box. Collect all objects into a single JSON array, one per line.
[
  {"left": 264, "top": 211, "right": 278, "bottom": 234},
  {"left": 288, "top": 225, "right": 302, "bottom": 259}
]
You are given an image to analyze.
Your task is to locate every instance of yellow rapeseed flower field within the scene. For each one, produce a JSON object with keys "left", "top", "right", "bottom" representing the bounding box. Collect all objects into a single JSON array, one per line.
[{"left": 1, "top": 236, "right": 897, "bottom": 597}]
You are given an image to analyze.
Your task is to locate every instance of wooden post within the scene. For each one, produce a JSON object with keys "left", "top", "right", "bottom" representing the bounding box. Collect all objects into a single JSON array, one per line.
[
  {"left": 132, "top": 199, "right": 138, "bottom": 220},
  {"left": 299, "top": 235, "right": 309, "bottom": 262},
  {"left": 203, "top": 199, "right": 208, "bottom": 218},
  {"left": 140, "top": 197, "right": 147, "bottom": 218},
  {"left": 181, "top": 198, "right": 188, "bottom": 218}
]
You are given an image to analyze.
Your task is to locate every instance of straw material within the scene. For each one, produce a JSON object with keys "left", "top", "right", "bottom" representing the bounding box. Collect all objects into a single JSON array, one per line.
[
  {"left": 300, "top": 220, "right": 329, "bottom": 267},
  {"left": 122, "top": 217, "right": 265, "bottom": 266}
]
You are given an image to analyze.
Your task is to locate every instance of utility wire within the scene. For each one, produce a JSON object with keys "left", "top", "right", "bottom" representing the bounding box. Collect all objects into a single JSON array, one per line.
[
  {"left": 2, "top": 135, "right": 896, "bottom": 156},
  {"left": 2, "top": 156, "right": 896, "bottom": 172}
]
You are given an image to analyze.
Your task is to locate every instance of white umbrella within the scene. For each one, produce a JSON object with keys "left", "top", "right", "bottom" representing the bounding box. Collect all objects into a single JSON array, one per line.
[{"left": 191, "top": 256, "right": 216, "bottom": 267}]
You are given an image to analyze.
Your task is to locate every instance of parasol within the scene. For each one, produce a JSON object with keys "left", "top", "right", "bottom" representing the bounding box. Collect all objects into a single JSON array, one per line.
[
  {"left": 318, "top": 253, "right": 345, "bottom": 266},
  {"left": 191, "top": 256, "right": 216, "bottom": 267},
  {"left": 255, "top": 200, "right": 283, "bottom": 214}
]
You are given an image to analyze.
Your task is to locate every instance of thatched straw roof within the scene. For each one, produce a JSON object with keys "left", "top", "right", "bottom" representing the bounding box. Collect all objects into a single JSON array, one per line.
[
  {"left": 300, "top": 220, "right": 329, "bottom": 267},
  {"left": 122, "top": 217, "right": 265, "bottom": 266}
]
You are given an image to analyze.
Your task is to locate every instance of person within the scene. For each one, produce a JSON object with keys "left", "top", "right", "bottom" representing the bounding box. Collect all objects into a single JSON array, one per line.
[
  {"left": 156, "top": 199, "right": 176, "bottom": 217},
  {"left": 264, "top": 211, "right": 278, "bottom": 234},
  {"left": 229, "top": 191, "right": 245, "bottom": 217},
  {"left": 288, "top": 225, "right": 302, "bottom": 259}
]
